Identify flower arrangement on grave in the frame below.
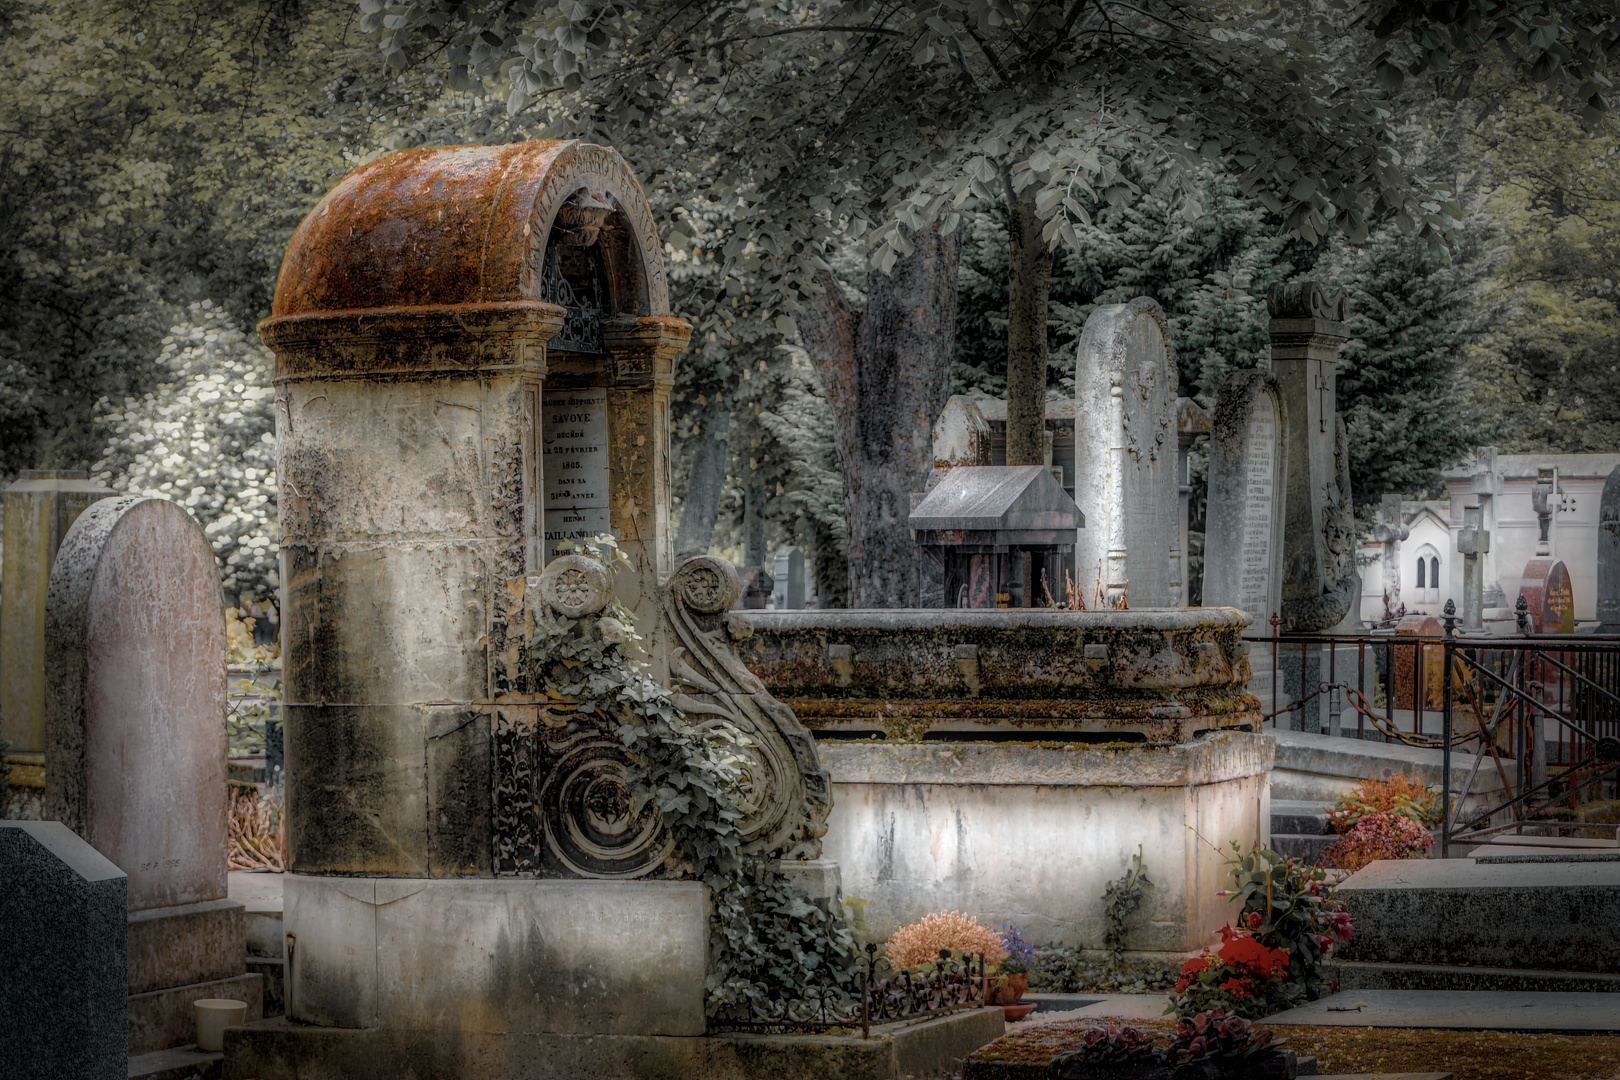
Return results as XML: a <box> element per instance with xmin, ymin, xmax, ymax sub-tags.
<box><xmin>1320</xmin><ymin>772</ymin><xmax>1440</xmax><ymax>871</ymax></box>
<box><xmin>527</xmin><ymin>536</ymin><xmax>863</xmax><ymax>1023</ymax></box>
<box><xmin>988</xmin><ymin>924</ymin><xmax>1037</xmax><ymax>1004</ymax></box>
<box><xmin>1046</xmin><ymin>1010</ymin><xmax>1288</xmax><ymax>1080</ymax></box>
<box><xmin>1170</xmin><ymin>843</ymin><xmax>1354</xmax><ymax>1018</ymax></box>
<box><xmin>884</xmin><ymin>909</ymin><xmax>1010</xmax><ymax>969</ymax></box>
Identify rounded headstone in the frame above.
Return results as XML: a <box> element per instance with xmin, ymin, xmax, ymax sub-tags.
<box><xmin>1519</xmin><ymin>558</ymin><xmax>1574</xmax><ymax>635</ymax></box>
<box><xmin>1598</xmin><ymin>464</ymin><xmax>1620</xmax><ymax>632</ymax></box>
<box><xmin>1392</xmin><ymin>614</ymin><xmax>1445</xmax><ymax>712</ymax></box>
<box><xmin>44</xmin><ymin>497</ymin><xmax>226</xmax><ymax>912</ymax></box>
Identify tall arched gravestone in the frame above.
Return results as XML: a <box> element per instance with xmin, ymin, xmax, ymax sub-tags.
<box><xmin>1074</xmin><ymin>298</ymin><xmax>1178</xmax><ymax>608</ymax></box>
<box><xmin>1204</xmin><ymin>371</ymin><xmax>1288</xmax><ymax>624</ymax></box>
<box><xmin>43</xmin><ymin>496</ymin><xmax>259</xmax><ymax>1054</ymax></box>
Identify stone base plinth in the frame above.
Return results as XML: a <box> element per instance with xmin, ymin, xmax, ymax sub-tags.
<box><xmin>223</xmin><ymin>1008</ymin><xmax>1005</xmax><ymax>1080</ymax></box>
<box><xmin>284</xmin><ymin>877</ymin><xmax>710</xmax><ymax>1035</ymax></box>
<box><xmin>819</xmin><ymin>732</ymin><xmax>1274</xmax><ymax>949</ymax></box>
<box><xmin>130</xmin><ymin>972</ymin><xmax>263</xmax><ymax>1055</ymax></box>
<box><xmin>130</xmin><ymin>898</ymin><xmax>247</xmax><ymax>994</ymax></box>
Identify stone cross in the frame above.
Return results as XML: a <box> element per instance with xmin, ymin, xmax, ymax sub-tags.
<box><xmin>1203</xmin><ymin>370</ymin><xmax>1288</xmax><ymax>625</ymax></box>
<box><xmin>1457</xmin><ymin>503</ymin><xmax>1491</xmax><ymax>631</ymax></box>
<box><xmin>1074</xmin><ymin>297</ymin><xmax>1178</xmax><ymax>608</ymax></box>
<box><xmin>1371</xmin><ymin>493</ymin><xmax>1409</xmax><ymax>620</ymax></box>
<box><xmin>44</xmin><ymin>496</ymin><xmax>260</xmax><ymax>1054</ymax></box>
<box><xmin>1467</xmin><ymin>446</ymin><xmax>1507</xmax><ymax>612</ymax></box>
<box><xmin>1599</xmin><ymin>463</ymin><xmax>1620</xmax><ymax>634</ymax></box>
<box><xmin>1267</xmin><ymin>282</ymin><xmax>1359</xmax><ymax>632</ymax></box>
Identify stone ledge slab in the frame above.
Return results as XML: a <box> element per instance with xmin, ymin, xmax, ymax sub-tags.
<box><xmin>130</xmin><ymin>972</ymin><xmax>263</xmax><ymax>1056</ymax></box>
<box><xmin>128</xmin><ymin>898</ymin><xmax>247</xmax><ymax>995</ymax></box>
<box><xmin>223</xmin><ymin>1008</ymin><xmax>1005</xmax><ymax>1080</ymax></box>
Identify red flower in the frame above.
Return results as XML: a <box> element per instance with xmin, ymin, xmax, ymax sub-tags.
<box><xmin>1219</xmin><ymin>976</ymin><xmax>1254</xmax><ymax>998</ymax></box>
<box><xmin>1217</xmin><ymin>934</ymin><xmax>1290</xmax><ymax>977</ymax></box>
<box><xmin>1245</xmin><ymin>911</ymin><xmax>1263</xmax><ymax>930</ymax></box>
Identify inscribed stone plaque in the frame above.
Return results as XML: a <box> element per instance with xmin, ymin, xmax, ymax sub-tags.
<box><xmin>44</xmin><ymin>496</ymin><xmax>228</xmax><ymax>913</ymax></box>
<box><xmin>1073</xmin><ymin>298</ymin><xmax>1178</xmax><ymax>608</ymax></box>
<box><xmin>542</xmin><ymin>387</ymin><xmax>611</xmax><ymax>562</ymax></box>
<box><xmin>1204</xmin><ymin>372</ymin><xmax>1287</xmax><ymax>623</ymax></box>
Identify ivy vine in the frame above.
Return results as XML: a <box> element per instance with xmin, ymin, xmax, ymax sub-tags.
<box><xmin>528</xmin><ymin>536</ymin><xmax>862</xmax><ymax>1021</ymax></box>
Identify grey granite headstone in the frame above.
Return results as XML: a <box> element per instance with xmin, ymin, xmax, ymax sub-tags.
<box><xmin>772</xmin><ymin>546</ymin><xmax>806</xmax><ymax>610</ymax></box>
<box><xmin>1599</xmin><ymin>463</ymin><xmax>1620</xmax><ymax>633</ymax></box>
<box><xmin>1074</xmin><ymin>297</ymin><xmax>1178</xmax><ymax>608</ymax></box>
<box><xmin>0</xmin><ymin>820</ymin><xmax>127</xmax><ymax>1079</ymax></box>
<box><xmin>1204</xmin><ymin>371</ymin><xmax>1288</xmax><ymax>624</ymax></box>
<box><xmin>44</xmin><ymin>496</ymin><xmax>257</xmax><ymax>1053</ymax></box>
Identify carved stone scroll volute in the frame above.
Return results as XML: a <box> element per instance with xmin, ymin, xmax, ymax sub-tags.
<box><xmin>663</xmin><ymin>556</ymin><xmax>832</xmax><ymax>860</ymax></box>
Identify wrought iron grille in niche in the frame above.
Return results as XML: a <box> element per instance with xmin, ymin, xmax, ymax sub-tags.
<box><xmin>542</xmin><ymin>242</ymin><xmax>606</xmax><ymax>354</ymax></box>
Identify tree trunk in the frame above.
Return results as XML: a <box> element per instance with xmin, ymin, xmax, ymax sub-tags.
<box><xmin>675</xmin><ymin>400</ymin><xmax>729</xmax><ymax>557</ymax></box>
<box><xmin>799</xmin><ymin>222</ymin><xmax>960</xmax><ymax>607</ymax></box>
<box><xmin>1004</xmin><ymin>184</ymin><xmax>1052</xmax><ymax>466</ymax></box>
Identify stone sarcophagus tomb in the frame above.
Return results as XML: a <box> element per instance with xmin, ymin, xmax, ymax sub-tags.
<box><xmin>255</xmin><ymin>142</ymin><xmax>830</xmax><ymax>1043</ymax></box>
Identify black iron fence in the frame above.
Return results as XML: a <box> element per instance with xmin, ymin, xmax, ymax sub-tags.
<box><xmin>1244</xmin><ymin>598</ymin><xmax>1620</xmax><ymax>857</ymax></box>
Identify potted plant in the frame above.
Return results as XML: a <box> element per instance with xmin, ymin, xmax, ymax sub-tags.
<box><xmin>989</xmin><ymin>924</ymin><xmax>1036</xmax><ymax>1019</ymax></box>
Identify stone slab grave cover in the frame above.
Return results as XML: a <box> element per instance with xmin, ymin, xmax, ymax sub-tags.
<box><xmin>246</xmin><ymin>140</ymin><xmax>835</xmax><ymax>1074</ymax></box>
<box><xmin>44</xmin><ymin>496</ymin><xmax>259</xmax><ymax>1054</ymax></box>
<box><xmin>1204</xmin><ymin>370</ymin><xmax>1288</xmax><ymax>624</ymax></box>
<box><xmin>1074</xmin><ymin>297</ymin><xmax>1178</xmax><ymax>609</ymax></box>
<box><xmin>0</xmin><ymin>820</ymin><xmax>128</xmax><ymax>1080</ymax></box>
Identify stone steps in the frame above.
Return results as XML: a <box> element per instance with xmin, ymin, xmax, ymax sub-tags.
<box><xmin>1270</xmin><ymin>797</ymin><xmax>1335</xmax><ymax>863</ymax></box>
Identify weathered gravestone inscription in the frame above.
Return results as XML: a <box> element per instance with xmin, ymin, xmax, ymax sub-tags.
<box><xmin>1204</xmin><ymin>371</ymin><xmax>1287</xmax><ymax>624</ymax></box>
<box><xmin>1599</xmin><ymin>464</ymin><xmax>1620</xmax><ymax>634</ymax></box>
<box><xmin>0</xmin><ymin>820</ymin><xmax>127</xmax><ymax>1080</ymax></box>
<box><xmin>44</xmin><ymin>496</ymin><xmax>260</xmax><ymax>1053</ymax></box>
<box><xmin>1074</xmin><ymin>297</ymin><xmax>1178</xmax><ymax>608</ymax></box>
<box><xmin>542</xmin><ymin>386</ymin><xmax>611</xmax><ymax>563</ymax></box>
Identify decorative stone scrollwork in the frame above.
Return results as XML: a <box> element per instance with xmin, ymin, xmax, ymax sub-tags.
<box><xmin>664</xmin><ymin>556</ymin><xmax>832</xmax><ymax>861</ymax></box>
<box><xmin>1266</xmin><ymin>281</ymin><xmax>1348</xmax><ymax>322</ymax></box>
<box><xmin>537</xmin><ymin>554</ymin><xmax>612</xmax><ymax>618</ymax></box>
<box><xmin>536</xmin><ymin>731</ymin><xmax>672</xmax><ymax>878</ymax></box>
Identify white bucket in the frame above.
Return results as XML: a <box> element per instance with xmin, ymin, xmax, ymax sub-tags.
<box><xmin>194</xmin><ymin>998</ymin><xmax>248</xmax><ymax>1052</ymax></box>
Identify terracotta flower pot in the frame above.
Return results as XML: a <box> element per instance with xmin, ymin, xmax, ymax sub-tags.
<box><xmin>989</xmin><ymin>972</ymin><xmax>1029</xmax><ymax>1005</ymax></box>
<box><xmin>1002</xmin><ymin>1001</ymin><xmax>1037</xmax><ymax>1021</ymax></box>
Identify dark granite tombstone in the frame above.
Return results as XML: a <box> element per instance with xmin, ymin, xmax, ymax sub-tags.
<box><xmin>1599</xmin><ymin>464</ymin><xmax>1620</xmax><ymax>634</ymax></box>
<box><xmin>0</xmin><ymin>820</ymin><xmax>127</xmax><ymax>1080</ymax></box>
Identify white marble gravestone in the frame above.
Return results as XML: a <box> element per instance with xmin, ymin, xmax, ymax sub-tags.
<box><xmin>1074</xmin><ymin>298</ymin><xmax>1179</xmax><ymax>608</ymax></box>
<box><xmin>44</xmin><ymin>496</ymin><xmax>260</xmax><ymax>1053</ymax></box>
<box><xmin>1205</xmin><ymin>371</ymin><xmax>1288</xmax><ymax>624</ymax></box>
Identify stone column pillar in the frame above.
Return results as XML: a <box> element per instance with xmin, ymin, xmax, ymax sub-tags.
<box><xmin>1470</xmin><ymin>446</ymin><xmax>1507</xmax><ymax>614</ymax></box>
<box><xmin>1</xmin><ymin>471</ymin><xmax>113</xmax><ymax>765</ymax></box>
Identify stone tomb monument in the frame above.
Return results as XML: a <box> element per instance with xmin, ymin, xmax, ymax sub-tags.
<box><xmin>246</xmin><ymin>141</ymin><xmax>838</xmax><ymax>1071</ymax></box>
<box><xmin>44</xmin><ymin>496</ymin><xmax>260</xmax><ymax>1053</ymax></box>
<box><xmin>1598</xmin><ymin>463</ymin><xmax>1620</xmax><ymax>634</ymax></box>
<box><xmin>1074</xmin><ymin>298</ymin><xmax>1179</xmax><ymax>609</ymax></box>
<box><xmin>1</xmin><ymin>820</ymin><xmax>128</xmax><ymax>1080</ymax></box>
<box><xmin>0</xmin><ymin>469</ymin><xmax>113</xmax><ymax>813</ymax></box>
<box><xmin>1204</xmin><ymin>371</ymin><xmax>1288</xmax><ymax>623</ymax></box>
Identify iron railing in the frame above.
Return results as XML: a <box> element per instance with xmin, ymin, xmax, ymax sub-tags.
<box><xmin>1244</xmin><ymin>597</ymin><xmax>1620</xmax><ymax>857</ymax></box>
<box><xmin>709</xmin><ymin>946</ymin><xmax>987</xmax><ymax>1037</ymax></box>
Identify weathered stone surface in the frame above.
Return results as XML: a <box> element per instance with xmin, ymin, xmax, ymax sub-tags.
<box><xmin>1268</xmin><ymin>728</ymin><xmax>1504</xmax><ymax>812</ymax></box>
<box><xmin>128</xmin><ymin>898</ymin><xmax>247</xmax><ymax>995</ymax></box>
<box><xmin>1267</xmin><ymin>282</ymin><xmax>1358</xmax><ymax>632</ymax></box>
<box><xmin>223</xmin><ymin>1007</ymin><xmax>1006</xmax><ymax>1080</ymax></box>
<box><xmin>129</xmin><ymin>972</ymin><xmax>263</xmax><ymax>1056</ymax></box>
<box><xmin>1335</xmin><ymin>857</ymin><xmax>1620</xmax><ymax>973</ymax></box>
<box><xmin>820</xmin><ymin>732</ymin><xmax>1272</xmax><ymax>947</ymax></box>
<box><xmin>0</xmin><ymin>820</ymin><xmax>127</xmax><ymax>1079</ymax></box>
<box><xmin>1330</xmin><ymin>958</ymin><xmax>1620</xmax><ymax>993</ymax></box>
<box><xmin>1390</xmin><ymin>614</ymin><xmax>1445</xmax><ymax>711</ymax></box>
<box><xmin>44</xmin><ymin>496</ymin><xmax>228</xmax><ymax>912</ymax></box>
<box><xmin>0</xmin><ymin>471</ymin><xmax>114</xmax><ymax>755</ymax></box>
<box><xmin>1073</xmin><ymin>298</ymin><xmax>1178</xmax><ymax>608</ymax></box>
<box><xmin>736</xmin><ymin>608</ymin><xmax>1259</xmax><ymax>741</ymax></box>
<box><xmin>1204</xmin><ymin>371</ymin><xmax>1288</xmax><ymax>625</ymax></box>
<box><xmin>1268</xmin><ymin>988</ymin><xmax>1620</xmax><ymax>1033</ymax></box>
<box><xmin>282</xmin><ymin>877</ymin><xmax>710</xmax><ymax>1035</ymax></box>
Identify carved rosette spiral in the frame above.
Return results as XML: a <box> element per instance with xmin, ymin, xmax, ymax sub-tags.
<box><xmin>663</xmin><ymin>556</ymin><xmax>833</xmax><ymax>861</ymax></box>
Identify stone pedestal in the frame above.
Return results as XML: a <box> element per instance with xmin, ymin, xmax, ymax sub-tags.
<box><xmin>44</xmin><ymin>496</ymin><xmax>260</xmax><ymax>1053</ymax></box>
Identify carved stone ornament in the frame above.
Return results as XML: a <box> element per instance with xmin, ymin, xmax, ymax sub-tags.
<box><xmin>1266</xmin><ymin>281</ymin><xmax>1348</xmax><ymax>322</ymax></box>
<box><xmin>663</xmin><ymin>556</ymin><xmax>832</xmax><ymax>861</ymax></box>
<box><xmin>537</xmin><ymin>554</ymin><xmax>612</xmax><ymax>618</ymax></box>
